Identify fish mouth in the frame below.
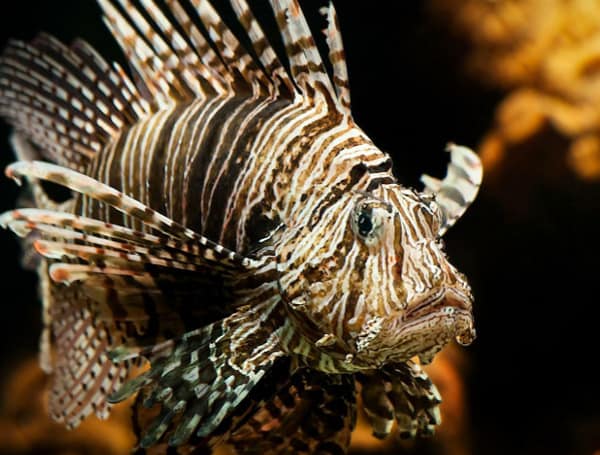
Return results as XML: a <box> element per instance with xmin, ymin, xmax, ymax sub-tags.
<box><xmin>354</xmin><ymin>287</ymin><xmax>476</xmax><ymax>367</ymax></box>
<box><xmin>403</xmin><ymin>287</ymin><xmax>476</xmax><ymax>346</ymax></box>
<box><xmin>405</xmin><ymin>288</ymin><xmax>472</xmax><ymax>318</ymax></box>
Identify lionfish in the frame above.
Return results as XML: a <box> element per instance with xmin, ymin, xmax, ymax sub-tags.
<box><xmin>0</xmin><ymin>0</ymin><xmax>482</xmax><ymax>453</ymax></box>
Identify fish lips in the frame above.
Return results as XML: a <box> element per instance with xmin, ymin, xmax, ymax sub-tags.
<box><xmin>402</xmin><ymin>287</ymin><xmax>476</xmax><ymax>347</ymax></box>
<box><xmin>355</xmin><ymin>287</ymin><xmax>476</xmax><ymax>367</ymax></box>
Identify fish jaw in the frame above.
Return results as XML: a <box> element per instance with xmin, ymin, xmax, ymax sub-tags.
<box><xmin>353</xmin><ymin>287</ymin><xmax>476</xmax><ymax>367</ymax></box>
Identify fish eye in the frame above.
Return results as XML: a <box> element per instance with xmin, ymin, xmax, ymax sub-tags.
<box><xmin>357</xmin><ymin>212</ymin><xmax>374</xmax><ymax>237</ymax></box>
<box><xmin>352</xmin><ymin>198</ymin><xmax>391</xmax><ymax>244</ymax></box>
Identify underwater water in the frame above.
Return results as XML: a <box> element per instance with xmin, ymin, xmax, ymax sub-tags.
<box><xmin>0</xmin><ymin>1</ymin><xmax>598</xmax><ymax>454</ymax></box>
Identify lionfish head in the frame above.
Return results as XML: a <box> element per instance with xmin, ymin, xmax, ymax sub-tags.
<box><xmin>277</xmin><ymin>145</ymin><xmax>482</xmax><ymax>369</ymax></box>
<box><xmin>349</xmin><ymin>185</ymin><xmax>476</xmax><ymax>366</ymax></box>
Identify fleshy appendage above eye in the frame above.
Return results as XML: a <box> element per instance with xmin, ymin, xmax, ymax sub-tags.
<box><xmin>417</xmin><ymin>196</ymin><xmax>445</xmax><ymax>239</ymax></box>
<box><xmin>352</xmin><ymin>198</ymin><xmax>393</xmax><ymax>246</ymax></box>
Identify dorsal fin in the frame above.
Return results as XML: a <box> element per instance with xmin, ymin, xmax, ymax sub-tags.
<box><xmin>230</xmin><ymin>0</ymin><xmax>297</xmax><ymax>97</ymax></box>
<box><xmin>113</xmin><ymin>0</ymin><xmax>202</xmax><ymax>100</ymax></box>
<box><xmin>98</xmin><ymin>0</ymin><xmax>274</xmax><ymax>99</ymax></box>
<box><xmin>191</xmin><ymin>0</ymin><xmax>271</xmax><ymax>95</ymax></box>
<box><xmin>0</xmin><ymin>33</ymin><xmax>148</xmax><ymax>171</ymax></box>
<box><xmin>270</xmin><ymin>0</ymin><xmax>337</xmax><ymax>103</ymax></box>
<box><xmin>1</xmin><ymin>1</ymin><xmax>356</xmax><ymax>164</ymax></box>
<box><xmin>98</xmin><ymin>0</ymin><xmax>180</xmax><ymax>109</ymax></box>
<box><xmin>164</xmin><ymin>0</ymin><xmax>233</xmax><ymax>88</ymax></box>
<box><xmin>135</xmin><ymin>0</ymin><xmax>227</xmax><ymax>97</ymax></box>
<box><xmin>70</xmin><ymin>38</ymin><xmax>151</xmax><ymax>120</ymax></box>
<box><xmin>107</xmin><ymin>0</ymin><xmax>355</xmax><ymax>107</ymax></box>
<box><xmin>94</xmin><ymin>0</ymin><xmax>355</xmax><ymax>108</ymax></box>
<box><xmin>321</xmin><ymin>2</ymin><xmax>351</xmax><ymax>117</ymax></box>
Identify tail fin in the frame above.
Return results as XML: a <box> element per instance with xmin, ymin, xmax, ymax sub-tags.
<box><xmin>0</xmin><ymin>33</ymin><xmax>148</xmax><ymax>171</ymax></box>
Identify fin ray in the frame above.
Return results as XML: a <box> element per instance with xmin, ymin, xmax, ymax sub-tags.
<box><xmin>191</xmin><ymin>0</ymin><xmax>266</xmax><ymax>92</ymax></box>
<box><xmin>270</xmin><ymin>0</ymin><xmax>336</xmax><ymax>101</ymax></box>
<box><xmin>111</xmin><ymin>302</ymin><xmax>286</xmax><ymax>448</ymax></box>
<box><xmin>42</xmin><ymin>273</ymin><xmax>137</xmax><ymax>428</ymax></box>
<box><xmin>322</xmin><ymin>2</ymin><xmax>351</xmax><ymax>115</ymax></box>
<box><xmin>5</xmin><ymin>160</ymin><xmax>256</xmax><ymax>269</ymax></box>
<box><xmin>229</xmin><ymin>369</ymin><xmax>356</xmax><ymax>454</ymax></box>
<box><xmin>230</xmin><ymin>0</ymin><xmax>297</xmax><ymax>97</ymax></box>
<box><xmin>421</xmin><ymin>144</ymin><xmax>483</xmax><ymax>235</ymax></box>
<box><xmin>0</xmin><ymin>33</ymin><xmax>146</xmax><ymax>170</ymax></box>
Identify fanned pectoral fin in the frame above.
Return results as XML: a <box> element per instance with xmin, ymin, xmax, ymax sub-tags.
<box><xmin>0</xmin><ymin>160</ymin><xmax>266</xmax><ymax>430</ymax></box>
<box><xmin>4</xmin><ymin>160</ymin><xmax>257</xmax><ymax>270</ymax></box>
<box><xmin>421</xmin><ymin>143</ymin><xmax>483</xmax><ymax>235</ymax></box>
<box><xmin>1</xmin><ymin>161</ymin><xmax>261</xmax><ymax>324</ymax></box>
<box><xmin>108</xmin><ymin>302</ymin><xmax>286</xmax><ymax>449</ymax></box>
<box><xmin>40</xmin><ymin>268</ymin><xmax>139</xmax><ymax>428</ymax></box>
<box><xmin>358</xmin><ymin>361</ymin><xmax>442</xmax><ymax>440</ymax></box>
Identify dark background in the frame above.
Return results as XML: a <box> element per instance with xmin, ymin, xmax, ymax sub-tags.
<box><xmin>0</xmin><ymin>2</ymin><xmax>599</xmax><ymax>454</ymax></box>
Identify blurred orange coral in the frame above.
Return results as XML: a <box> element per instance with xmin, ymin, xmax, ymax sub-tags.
<box><xmin>0</xmin><ymin>358</ymin><xmax>236</xmax><ymax>455</ymax></box>
<box><xmin>429</xmin><ymin>0</ymin><xmax>600</xmax><ymax>90</ymax></box>
<box><xmin>430</xmin><ymin>0</ymin><xmax>600</xmax><ymax>182</ymax></box>
<box><xmin>0</xmin><ymin>358</ymin><xmax>134</xmax><ymax>455</ymax></box>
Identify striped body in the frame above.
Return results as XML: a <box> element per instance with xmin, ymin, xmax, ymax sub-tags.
<box><xmin>0</xmin><ymin>1</ymin><xmax>483</xmax><ymax>452</ymax></box>
<box><xmin>83</xmin><ymin>95</ymin><xmax>388</xmax><ymax>253</ymax></box>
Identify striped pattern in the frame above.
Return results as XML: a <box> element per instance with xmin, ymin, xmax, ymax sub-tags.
<box><xmin>358</xmin><ymin>361</ymin><xmax>442</xmax><ymax>440</ymax></box>
<box><xmin>0</xmin><ymin>33</ymin><xmax>147</xmax><ymax>171</ymax></box>
<box><xmin>0</xmin><ymin>1</ymin><xmax>482</xmax><ymax>452</ymax></box>
<box><xmin>421</xmin><ymin>143</ymin><xmax>484</xmax><ymax>235</ymax></box>
<box><xmin>229</xmin><ymin>368</ymin><xmax>356</xmax><ymax>454</ymax></box>
<box><xmin>46</xmin><ymin>282</ymin><xmax>134</xmax><ymax>428</ymax></box>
